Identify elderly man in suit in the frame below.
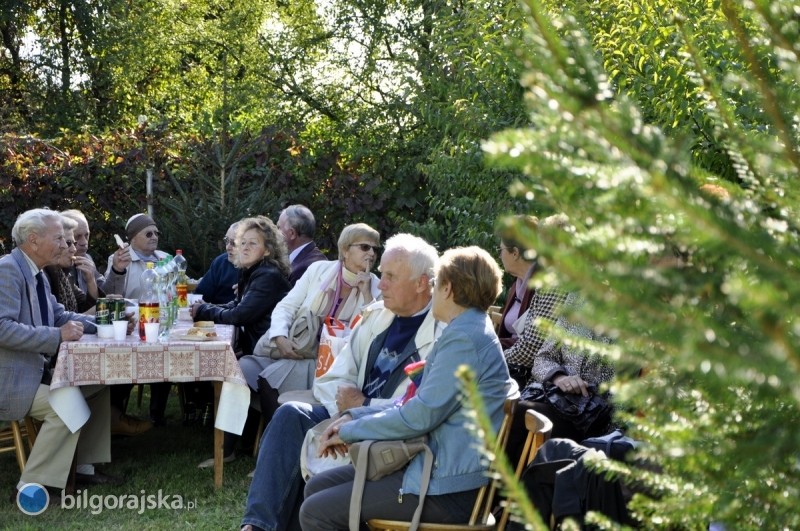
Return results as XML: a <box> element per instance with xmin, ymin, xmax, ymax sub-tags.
<box><xmin>277</xmin><ymin>205</ymin><xmax>327</xmax><ymax>285</ymax></box>
<box><xmin>0</xmin><ymin>208</ymin><xmax>118</xmax><ymax>496</ymax></box>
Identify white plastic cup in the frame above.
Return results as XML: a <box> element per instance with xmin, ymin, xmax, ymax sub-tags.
<box><xmin>178</xmin><ymin>307</ymin><xmax>191</xmax><ymax>322</ymax></box>
<box><xmin>96</xmin><ymin>324</ymin><xmax>114</xmax><ymax>339</ymax></box>
<box><xmin>144</xmin><ymin>322</ymin><xmax>160</xmax><ymax>343</ymax></box>
<box><xmin>187</xmin><ymin>294</ymin><xmax>204</xmax><ymax>305</ymax></box>
<box><xmin>112</xmin><ymin>320</ymin><xmax>128</xmax><ymax>341</ymax></box>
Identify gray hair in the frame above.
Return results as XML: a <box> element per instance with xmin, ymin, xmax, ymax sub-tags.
<box><xmin>12</xmin><ymin>208</ymin><xmax>62</xmax><ymax>246</ymax></box>
<box><xmin>382</xmin><ymin>234</ymin><xmax>439</xmax><ymax>280</ymax></box>
<box><xmin>60</xmin><ymin>209</ymin><xmax>89</xmax><ymax>227</ymax></box>
<box><xmin>280</xmin><ymin>205</ymin><xmax>316</xmax><ymax>238</ymax></box>
<box><xmin>61</xmin><ymin>216</ymin><xmax>78</xmax><ymax>232</ymax></box>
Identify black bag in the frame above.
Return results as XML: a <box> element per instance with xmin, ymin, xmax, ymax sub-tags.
<box><xmin>520</xmin><ymin>381</ymin><xmax>612</xmax><ymax>436</ymax></box>
<box><xmin>581</xmin><ymin>430</ymin><xmax>638</xmax><ymax>461</ymax></box>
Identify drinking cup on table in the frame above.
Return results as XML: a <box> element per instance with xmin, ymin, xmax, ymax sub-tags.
<box><xmin>178</xmin><ymin>307</ymin><xmax>191</xmax><ymax>322</ymax></box>
<box><xmin>96</xmin><ymin>324</ymin><xmax>114</xmax><ymax>339</ymax></box>
<box><xmin>112</xmin><ymin>320</ymin><xmax>128</xmax><ymax>341</ymax></box>
<box><xmin>144</xmin><ymin>322</ymin><xmax>160</xmax><ymax>343</ymax></box>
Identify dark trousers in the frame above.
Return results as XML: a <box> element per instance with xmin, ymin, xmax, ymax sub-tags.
<box><xmin>300</xmin><ymin>466</ymin><xmax>478</xmax><ymax>531</ymax></box>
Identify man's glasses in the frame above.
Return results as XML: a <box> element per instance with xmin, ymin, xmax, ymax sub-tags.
<box><xmin>144</xmin><ymin>230</ymin><xmax>160</xmax><ymax>238</ymax></box>
<box><xmin>65</xmin><ymin>241</ymin><xmax>77</xmax><ymax>248</ymax></box>
<box><xmin>223</xmin><ymin>237</ymin><xmax>236</xmax><ymax>247</ymax></box>
<box><xmin>350</xmin><ymin>243</ymin><xmax>381</xmax><ymax>253</ymax></box>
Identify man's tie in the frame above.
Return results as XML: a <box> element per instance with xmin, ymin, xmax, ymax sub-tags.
<box><xmin>35</xmin><ymin>271</ymin><xmax>50</xmax><ymax>326</ymax></box>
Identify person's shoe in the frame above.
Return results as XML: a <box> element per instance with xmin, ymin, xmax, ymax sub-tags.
<box><xmin>11</xmin><ymin>485</ymin><xmax>63</xmax><ymax>507</ymax></box>
<box><xmin>197</xmin><ymin>452</ymin><xmax>235</xmax><ymax>469</ymax></box>
<box><xmin>75</xmin><ymin>470</ymin><xmax>125</xmax><ymax>487</ymax></box>
<box><xmin>111</xmin><ymin>414</ymin><xmax>153</xmax><ymax>436</ymax></box>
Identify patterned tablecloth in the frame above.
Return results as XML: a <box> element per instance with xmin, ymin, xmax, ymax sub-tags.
<box><xmin>51</xmin><ymin>324</ymin><xmax>246</xmax><ymax>388</ymax></box>
<box><xmin>49</xmin><ymin>322</ymin><xmax>249</xmax><ymax>488</ymax></box>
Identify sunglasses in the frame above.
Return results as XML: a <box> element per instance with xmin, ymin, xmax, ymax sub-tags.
<box><xmin>350</xmin><ymin>243</ymin><xmax>381</xmax><ymax>253</ymax></box>
<box><xmin>144</xmin><ymin>230</ymin><xmax>160</xmax><ymax>238</ymax></box>
<box><xmin>223</xmin><ymin>237</ymin><xmax>236</xmax><ymax>247</ymax></box>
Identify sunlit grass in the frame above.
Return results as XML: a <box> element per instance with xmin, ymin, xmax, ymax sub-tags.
<box><xmin>1</xmin><ymin>388</ymin><xmax>253</xmax><ymax>530</ymax></box>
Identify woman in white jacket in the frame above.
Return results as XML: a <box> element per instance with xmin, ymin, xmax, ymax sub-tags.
<box><xmin>241</xmin><ymin>224</ymin><xmax>382</xmax><ymax>410</ymax></box>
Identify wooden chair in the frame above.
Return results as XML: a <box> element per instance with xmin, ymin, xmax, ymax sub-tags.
<box><xmin>367</xmin><ymin>398</ymin><xmax>518</xmax><ymax>531</ymax></box>
<box><xmin>0</xmin><ymin>417</ymin><xmax>40</xmax><ymax>473</ymax></box>
<box><xmin>497</xmin><ymin>409</ymin><xmax>553</xmax><ymax>531</ymax></box>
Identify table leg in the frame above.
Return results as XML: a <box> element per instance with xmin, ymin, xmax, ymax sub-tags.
<box><xmin>213</xmin><ymin>381</ymin><xmax>223</xmax><ymax>488</ymax></box>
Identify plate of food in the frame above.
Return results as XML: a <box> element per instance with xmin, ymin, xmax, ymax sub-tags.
<box><xmin>174</xmin><ymin>327</ymin><xmax>219</xmax><ymax>341</ymax></box>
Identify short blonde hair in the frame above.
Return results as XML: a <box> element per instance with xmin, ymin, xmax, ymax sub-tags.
<box><xmin>437</xmin><ymin>246</ymin><xmax>502</xmax><ymax>312</ymax></box>
<box><xmin>337</xmin><ymin>223</ymin><xmax>380</xmax><ymax>259</ymax></box>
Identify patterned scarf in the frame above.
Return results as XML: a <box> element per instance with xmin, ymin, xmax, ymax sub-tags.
<box><xmin>56</xmin><ymin>268</ymin><xmax>78</xmax><ymax>312</ymax></box>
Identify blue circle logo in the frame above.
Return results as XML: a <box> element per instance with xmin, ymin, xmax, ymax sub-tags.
<box><xmin>16</xmin><ymin>483</ymin><xmax>49</xmax><ymax>515</ymax></box>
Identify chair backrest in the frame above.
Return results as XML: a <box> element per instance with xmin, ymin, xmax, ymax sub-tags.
<box><xmin>469</xmin><ymin>397</ymin><xmax>518</xmax><ymax>525</ymax></box>
<box><xmin>498</xmin><ymin>408</ymin><xmax>554</xmax><ymax>530</ymax></box>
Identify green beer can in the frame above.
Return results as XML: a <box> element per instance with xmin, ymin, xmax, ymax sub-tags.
<box><xmin>95</xmin><ymin>298</ymin><xmax>110</xmax><ymax>325</ymax></box>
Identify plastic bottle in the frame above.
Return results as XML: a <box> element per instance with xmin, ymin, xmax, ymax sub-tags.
<box><xmin>155</xmin><ymin>259</ymin><xmax>171</xmax><ymax>335</ymax></box>
<box><xmin>138</xmin><ymin>262</ymin><xmax>160</xmax><ymax>340</ymax></box>
<box><xmin>174</xmin><ymin>250</ymin><xmax>189</xmax><ymax>308</ymax></box>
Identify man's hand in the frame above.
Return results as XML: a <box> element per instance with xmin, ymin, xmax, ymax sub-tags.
<box><xmin>60</xmin><ymin>320</ymin><xmax>85</xmax><ymax>341</ymax></box>
<box><xmin>336</xmin><ymin>384</ymin><xmax>366</xmax><ymax>412</ymax></box>
<box><xmin>111</xmin><ymin>243</ymin><xmax>131</xmax><ymax>272</ymax></box>
<box><xmin>124</xmin><ymin>311</ymin><xmax>137</xmax><ymax>335</ymax></box>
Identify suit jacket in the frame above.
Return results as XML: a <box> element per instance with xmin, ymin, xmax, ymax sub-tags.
<box><xmin>0</xmin><ymin>248</ymin><xmax>97</xmax><ymax>421</ymax></box>
<box><xmin>289</xmin><ymin>242</ymin><xmax>327</xmax><ymax>285</ymax></box>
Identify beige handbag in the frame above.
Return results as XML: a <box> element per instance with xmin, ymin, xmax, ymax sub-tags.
<box><xmin>348</xmin><ymin>437</ymin><xmax>433</xmax><ymax>531</ymax></box>
<box><xmin>254</xmin><ymin>309</ymin><xmax>321</xmax><ymax>359</ymax></box>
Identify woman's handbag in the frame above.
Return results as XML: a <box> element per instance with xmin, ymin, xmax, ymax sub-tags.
<box><xmin>349</xmin><ymin>437</ymin><xmax>433</xmax><ymax>531</ymax></box>
<box><xmin>254</xmin><ymin>308</ymin><xmax>321</xmax><ymax>359</ymax></box>
<box><xmin>521</xmin><ymin>381</ymin><xmax>613</xmax><ymax>436</ymax></box>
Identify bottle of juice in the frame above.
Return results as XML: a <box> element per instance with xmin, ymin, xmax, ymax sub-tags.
<box><xmin>174</xmin><ymin>249</ymin><xmax>189</xmax><ymax>308</ymax></box>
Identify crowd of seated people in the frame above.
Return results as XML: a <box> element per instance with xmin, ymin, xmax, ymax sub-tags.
<box><xmin>1</xmin><ymin>203</ymin><xmax>627</xmax><ymax>528</ymax></box>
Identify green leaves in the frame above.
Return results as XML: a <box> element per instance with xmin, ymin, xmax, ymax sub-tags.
<box><xmin>486</xmin><ymin>0</ymin><xmax>800</xmax><ymax>526</ymax></box>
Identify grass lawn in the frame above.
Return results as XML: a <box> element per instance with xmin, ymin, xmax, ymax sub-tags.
<box><xmin>1</xmin><ymin>387</ymin><xmax>255</xmax><ymax>530</ymax></box>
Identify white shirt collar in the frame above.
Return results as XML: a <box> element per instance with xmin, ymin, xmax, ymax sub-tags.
<box><xmin>289</xmin><ymin>242</ymin><xmax>312</xmax><ymax>264</ymax></box>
